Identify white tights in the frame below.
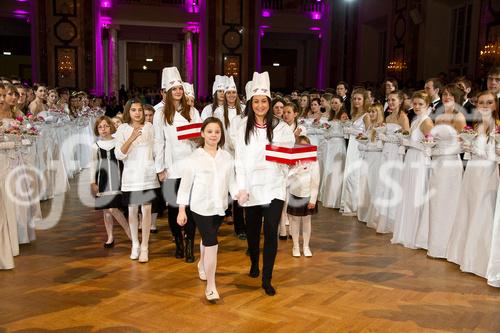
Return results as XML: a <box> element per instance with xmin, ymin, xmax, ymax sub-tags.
<box><xmin>129</xmin><ymin>204</ymin><xmax>152</xmax><ymax>250</ymax></box>
<box><xmin>103</xmin><ymin>208</ymin><xmax>131</xmax><ymax>243</ymax></box>
<box><xmin>199</xmin><ymin>242</ymin><xmax>218</xmax><ymax>293</ymax></box>
<box><xmin>288</xmin><ymin>215</ymin><xmax>311</xmax><ymax>249</ymax></box>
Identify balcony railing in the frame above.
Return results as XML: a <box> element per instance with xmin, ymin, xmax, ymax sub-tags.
<box><xmin>261</xmin><ymin>0</ymin><xmax>324</xmax><ymax>12</ymax></box>
<box><xmin>118</xmin><ymin>0</ymin><xmax>186</xmax><ymax>6</ymax></box>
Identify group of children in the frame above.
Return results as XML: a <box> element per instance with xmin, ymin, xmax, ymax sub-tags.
<box><xmin>89</xmin><ymin>68</ymin><xmax>320</xmax><ymax>302</ymax></box>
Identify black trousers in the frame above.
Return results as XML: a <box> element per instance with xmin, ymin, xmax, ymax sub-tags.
<box><xmin>162</xmin><ymin>178</ymin><xmax>196</xmax><ymax>240</ymax></box>
<box><xmin>245</xmin><ymin>199</ymin><xmax>284</xmax><ymax>280</ymax></box>
<box><xmin>191</xmin><ymin>212</ymin><xmax>223</xmax><ymax>247</ymax></box>
<box><xmin>232</xmin><ymin>200</ymin><xmax>246</xmax><ymax>235</ymax></box>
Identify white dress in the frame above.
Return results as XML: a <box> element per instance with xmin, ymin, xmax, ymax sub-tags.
<box><xmin>319</xmin><ymin>120</ymin><xmax>346</xmax><ymax>208</ymax></box>
<box><xmin>392</xmin><ymin>115</ymin><xmax>431</xmax><ymax>249</ymax></box>
<box><xmin>358</xmin><ymin>133</ymin><xmax>383</xmax><ymax>225</ymax></box>
<box><xmin>340</xmin><ymin>114</ymin><xmax>367</xmax><ymax>215</ymax></box>
<box><xmin>487</xmin><ymin>162</ymin><xmax>500</xmax><ymax>287</ymax></box>
<box><xmin>427</xmin><ymin>124</ymin><xmax>462</xmax><ymax>258</ymax></box>
<box><xmin>446</xmin><ymin>134</ymin><xmax>498</xmax><ymax>278</ymax></box>
<box><xmin>371</xmin><ymin>123</ymin><xmax>403</xmax><ymax>233</ymax></box>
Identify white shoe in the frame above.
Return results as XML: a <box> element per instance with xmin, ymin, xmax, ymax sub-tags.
<box><xmin>303</xmin><ymin>247</ymin><xmax>312</xmax><ymax>257</ymax></box>
<box><xmin>197</xmin><ymin>261</ymin><xmax>207</xmax><ymax>281</ymax></box>
<box><xmin>138</xmin><ymin>248</ymin><xmax>149</xmax><ymax>263</ymax></box>
<box><xmin>205</xmin><ymin>289</ymin><xmax>220</xmax><ymax>302</ymax></box>
<box><xmin>292</xmin><ymin>247</ymin><xmax>301</xmax><ymax>257</ymax></box>
<box><xmin>130</xmin><ymin>246</ymin><xmax>140</xmax><ymax>260</ymax></box>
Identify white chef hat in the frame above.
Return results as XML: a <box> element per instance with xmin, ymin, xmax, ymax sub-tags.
<box><xmin>245</xmin><ymin>80</ymin><xmax>253</xmax><ymax>102</ymax></box>
<box><xmin>182</xmin><ymin>82</ymin><xmax>195</xmax><ymax>98</ymax></box>
<box><xmin>212</xmin><ymin>75</ymin><xmax>226</xmax><ymax>95</ymax></box>
<box><xmin>225</xmin><ymin>76</ymin><xmax>237</xmax><ymax>92</ymax></box>
<box><xmin>248</xmin><ymin>71</ymin><xmax>271</xmax><ymax>99</ymax></box>
<box><xmin>161</xmin><ymin>67</ymin><xmax>183</xmax><ymax>91</ymax></box>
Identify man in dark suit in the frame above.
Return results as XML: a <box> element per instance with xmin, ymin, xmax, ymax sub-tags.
<box><xmin>424</xmin><ymin>77</ymin><xmax>443</xmax><ymax>120</ymax></box>
<box><xmin>336</xmin><ymin>81</ymin><xmax>350</xmax><ymax>116</ymax></box>
<box><xmin>455</xmin><ymin>76</ymin><xmax>475</xmax><ymax>126</ymax></box>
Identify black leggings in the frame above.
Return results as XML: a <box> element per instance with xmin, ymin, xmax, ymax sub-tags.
<box><xmin>245</xmin><ymin>199</ymin><xmax>284</xmax><ymax>280</ymax></box>
<box><xmin>162</xmin><ymin>178</ymin><xmax>196</xmax><ymax>240</ymax></box>
<box><xmin>191</xmin><ymin>212</ymin><xmax>223</xmax><ymax>247</ymax></box>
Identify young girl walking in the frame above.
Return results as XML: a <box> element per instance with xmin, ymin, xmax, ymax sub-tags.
<box><xmin>90</xmin><ymin>116</ymin><xmax>131</xmax><ymax>248</ymax></box>
<box><xmin>177</xmin><ymin>117</ymin><xmax>237</xmax><ymax>302</ymax></box>
<box><xmin>287</xmin><ymin>135</ymin><xmax>320</xmax><ymax>257</ymax></box>
<box><xmin>115</xmin><ymin>99</ymin><xmax>160</xmax><ymax>263</ymax></box>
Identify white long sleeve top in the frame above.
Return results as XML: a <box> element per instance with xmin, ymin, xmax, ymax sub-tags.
<box><xmin>153</xmin><ymin>106</ymin><xmax>202</xmax><ymax>179</ymax></box>
<box><xmin>114</xmin><ymin>122</ymin><xmax>160</xmax><ymax>191</ymax></box>
<box><xmin>177</xmin><ymin>148</ymin><xmax>238</xmax><ymax>216</ymax></box>
<box><xmin>287</xmin><ymin>161</ymin><xmax>320</xmax><ymax>203</ymax></box>
<box><xmin>201</xmin><ymin>104</ymin><xmax>219</xmax><ymax>121</ymax></box>
<box><xmin>234</xmin><ymin>117</ymin><xmax>295</xmax><ymax>207</ymax></box>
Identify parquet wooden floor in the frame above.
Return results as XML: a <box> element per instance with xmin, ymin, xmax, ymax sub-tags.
<box><xmin>1</xmin><ymin>174</ymin><xmax>500</xmax><ymax>333</ymax></box>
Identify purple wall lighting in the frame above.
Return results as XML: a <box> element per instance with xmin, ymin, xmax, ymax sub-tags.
<box><xmin>100</xmin><ymin>16</ymin><xmax>112</xmax><ymax>28</ymax></box>
<box><xmin>262</xmin><ymin>10</ymin><xmax>271</xmax><ymax>18</ymax></box>
<box><xmin>13</xmin><ymin>9</ymin><xmax>29</xmax><ymax>15</ymax></box>
<box><xmin>185</xmin><ymin>21</ymin><xmax>200</xmax><ymax>33</ymax></box>
<box><xmin>16</xmin><ymin>0</ymin><xmax>29</xmax><ymax>2</ymax></box>
<box><xmin>100</xmin><ymin>0</ymin><xmax>112</xmax><ymax>8</ymax></box>
<box><xmin>186</xmin><ymin>0</ymin><xmax>200</xmax><ymax>13</ymax></box>
<box><xmin>311</xmin><ymin>11</ymin><xmax>321</xmax><ymax>20</ymax></box>
<box><xmin>309</xmin><ymin>27</ymin><xmax>321</xmax><ymax>31</ymax></box>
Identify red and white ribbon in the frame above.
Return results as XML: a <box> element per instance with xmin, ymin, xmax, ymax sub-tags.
<box><xmin>176</xmin><ymin>123</ymin><xmax>202</xmax><ymax>140</ymax></box>
<box><xmin>265</xmin><ymin>144</ymin><xmax>317</xmax><ymax>164</ymax></box>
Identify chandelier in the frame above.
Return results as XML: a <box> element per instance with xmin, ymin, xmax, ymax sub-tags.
<box><xmin>387</xmin><ymin>59</ymin><xmax>407</xmax><ymax>73</ymax></box>
<box><xmin>479</xmin><ymin>39</ymin><xmax>500</xmax><ymax>66</ymax></box>
<box><xmin>58</xmin><ymin>55</ymin><xmax>74</xmax><ymax>76</ymax></box>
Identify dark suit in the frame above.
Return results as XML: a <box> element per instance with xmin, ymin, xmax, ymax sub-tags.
<box><xmin>462</xmin><ymin>99</ymin><xmax>475</xmax><ymax>126</ymax></box>
<box><xmin>342</xmin><ymin>96</ymin><xmax>351</xmax><ymax>118</ymax></box>
<box><xmin>429</xmin><ymin>99</ymin><xmax>443</xmax><ymax>121</ymax></box>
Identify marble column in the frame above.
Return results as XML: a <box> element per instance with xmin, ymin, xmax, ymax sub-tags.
<box><xmin>108</xmin><ymin>27</ymin><xmax>119</xmax><ymax>97</ymax></box>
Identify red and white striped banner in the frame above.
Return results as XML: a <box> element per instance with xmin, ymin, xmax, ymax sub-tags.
<box><xmin>265</xmin><ymin>144</ymin><xmax>317</xmax><ymax>164</ymax></box>
<box><xmin>176</xmin><ymin>123</ymin><xmax>202</xmax><ymax>140</ymax></box>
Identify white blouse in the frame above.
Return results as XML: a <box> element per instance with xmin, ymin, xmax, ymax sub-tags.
<box><xmin>288</xmin><ymin>161</ymin><xmax>320</xmax><ymax>203</ymax></box>
<box><xmin>114</xmin><ymin>122</ymin><xmax>160</xmax><ymax>192</ymax></box>
<box><xmin>153</xmin><ymin>107</ymin><xmax>202</xmax><ymax>179</ymax></box>
<box><xmin>234</xmin><ymin>118</ymin><xmax>295</xmax><ymax>206</ymax></box>
<box><xmin>177</xmin><ymin>148</ymin><xmax>238</xmax><ymax>216</ymax></box>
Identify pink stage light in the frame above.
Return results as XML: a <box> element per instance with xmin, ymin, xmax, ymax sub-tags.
<box><xmin>311</xmin><ymin>11</ymin><xmax>321</xmax><ymax>20</ymax></box>
<box><xmin>309</xmin><ymin>27</ymin><xmax>321</xmax><ymax>31</ymax></box>
<box><xmin>101</xmin><ymin>0</ymin><xmax>112</xmax><ymax>8</ymax></box>
<box><xmin>262</xmin><ymin>10</ymin><xmax>271</xmax><ymax>18</ymax></box>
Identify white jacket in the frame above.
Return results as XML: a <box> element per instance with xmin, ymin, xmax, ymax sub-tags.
<box><xmin>177</xmin><ymin>148</ymin><xmax>238</xmax><ymax>216</ymax></box>
<box><xmin>234</xmin><ymin>117</ymin><xmax>295</xmax><ymax>206</ymax></box>
<box><xmin>153</xmin><ymin>106</ymin><xmax>202</xmax><ymax>179</ymax></box>
<box><xmin>288</xmin><ymin>161</ymin><xmax>320</xmax><ymax>203</ymax></box>
<box><xmin>114</xmin><ymin>123</ymin><xmax>160</xmax><ymax>191</ymax></box>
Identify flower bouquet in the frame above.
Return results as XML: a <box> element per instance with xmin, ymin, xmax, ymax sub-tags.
<box><xmin>374</xmin><ymin>123</ymin><xmax>387</xmax><ymax>135</ymax></box>
<box><xmin>421</xmin><ymin>134</ymin><xmax>436</xmax><ymax>157</ymax></box>
<box><xmin>395</xmin><ymin>129</ymin><xmax>410</xmax><ymax>154</ymax></box>
<box><xmin>341</xmin><ymin>120</ymin><xmax>353</xmax><ymax>138</ymax></box>
<box><xmin>355</xmin><ymin>132</ymin><xmax>369</xmax><ymax>144</ymax></box>
<box><xmin>459</xmin><ymin>125</ymin><xmax>478</xmax><ymax>160</ymax></box>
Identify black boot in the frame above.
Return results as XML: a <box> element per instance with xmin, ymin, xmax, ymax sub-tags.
<box><xmin>262</xmin><ymin>279</ymin><xmax>276</xmax><ymax>296</ymax></box>
<box><xmin>185</xmin><ymin>238</ymin><xmax>195</xmax><ymax>263</ymax></box>
<box><xmin>174</xmin><ymin>236</ymin><xmax>184</xmax><ymax>259</ymax></box>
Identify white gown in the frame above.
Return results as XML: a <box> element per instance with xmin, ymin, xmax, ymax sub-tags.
<box><xmin>319</xmin><ymin>120</ymin><xmax>346</xmax><ymax>208</ymax></box>
<box><xmin>340</xmin><ymin>114</ymin><xmax>367</xmax><ymax>215</ymax></box>
<box><xmin>427</xmin><ymin>124</ymin><xmax>462</xmax><ymax>258</ymax></box>
<box><xmin>446</xmin><ymin>134</ymin><xmax>498</xmax><ymax>277</ymax></box>
<box><xmin>487</xmin><ymin>164</ymin><xmax>500</xmax><ymax>287</ymax></box>
<box><xmin>372</xmin><ymin>123</ymin><xmax>403</xmax><ymax>233</ymax></box>
<box><xmin>392</xmin><ymin>114</ymin><xmax>431</xmax><ymax>249</ymax></box>
<box><xmin>358</xmin><ymin>133</ymin><xmax>383</xmax><ymax>225</ymax></box>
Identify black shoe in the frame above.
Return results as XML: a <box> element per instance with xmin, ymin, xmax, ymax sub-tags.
<box><xmin>185</xmin><ymin>238</ymin><xmax>195</xmax><ymax>263</ymax></box>
<box><xmin>174</xmin><ymin>236</ymin><xmax>184</xmax><ymax>259</ymax></box>
<box><xmin>150</xmin><ymin>228</ymin><xmax>158</xmax><ymax>234</ymax></box>
<box><xmin>249</xmin><ymin>263</ymin><xmax>260</xmax><ymax>278</ymax></box>
<box><xmin>279</xmin><ymin>235</ymin><xmax>288</xmax><ymax>240</ymax></box>
<box><xmin>262</xmin><ymin>279</ymin><xmax>276</xmax><ymax>296</ymax></box>
<box><xmin>238</xmin><ymin>233</ymin><xmax>247</xmax><ymax>240</ymax></box>
<box><xmin>103</xmin><ymin>240</ymin><xmax>115</xmax><ymax>248</ymax></box>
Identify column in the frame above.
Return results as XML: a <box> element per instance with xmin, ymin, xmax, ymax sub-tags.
<box><xmin>108</xmin><ymin>27</ymin><xmax>119</xmax><ymax>97</ymax></box>
<box><xmin>184</xmin><ymin>31</ymin><xmax>194</xmax><ymax>83</ymax></box>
